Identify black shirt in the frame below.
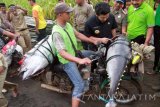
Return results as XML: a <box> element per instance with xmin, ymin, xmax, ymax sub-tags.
<box><xmin>84</xmin><ymin>14</ymin><xmax>117</xmax><ymax>39</ymax></box>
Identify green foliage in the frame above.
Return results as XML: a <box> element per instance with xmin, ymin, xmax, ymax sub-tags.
<box><xmin>1</xmin><ymin>0</ymin><xmax>155</xmax><ymax>20</ymax></box>
<box><xmin>0</xmin><ymin>0</ymin><xmax>104</xmax><ymax>19</ymax></box>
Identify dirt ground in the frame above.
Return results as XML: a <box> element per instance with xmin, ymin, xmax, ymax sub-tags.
<box><xmin>4</xmin><ymin>53</ymin><xmax>160</xmax><ymax>107</ymax></box>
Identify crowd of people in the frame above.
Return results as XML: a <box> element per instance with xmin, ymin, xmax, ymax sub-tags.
<box><xmin>0</xmin><ymin>0</ymin><xmax>160</xmax><ymax>107</ymax></box>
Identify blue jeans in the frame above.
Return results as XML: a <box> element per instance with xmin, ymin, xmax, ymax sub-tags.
<box><xmin>63</xmin><ymin>50</ymin><xmax>95</xmax><ymax>99</ymax></box>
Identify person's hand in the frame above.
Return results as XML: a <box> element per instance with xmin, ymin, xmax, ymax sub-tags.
<box><xmin>144</xmin><ymin>42</ymin><xmax>149</xmax><ymax>46</ymax></box>
<box><xmin>13</xmin><ymin>33</ymin><xmax>20</xmax><ymax>40</ymax></box>
<box><xmin>101</xmin><ymin>38</ymin><xmax>111</xmax><ymax>44</ymax></box>
<box><xmin>36</xmin><ymin>29</ymin><xmax>40</xmax><ymax>34</ymax></box>
<box><xmin>78</xmin><ymin>58</ymin><xmax>92</xmax><ymax>65</ymax></box>
<box><xmin>122</xmin><ymin>32</ymin><xmax>128</xmax><ymax>36</ymax></box>
<box><xmin>93</xmin><ymin>39</ymin><xmax>100</xmax><ymax>45</ymax></box>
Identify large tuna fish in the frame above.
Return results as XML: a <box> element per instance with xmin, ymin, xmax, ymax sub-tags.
<box><xmin>19</xmin><ymin>35</ymin><xmax>56</xmax><ymax>80</ymax></box>
<box><xmin>106</xmin><ymin>35</ymin><xmax>131</xmax><ymax>107</ymax></box>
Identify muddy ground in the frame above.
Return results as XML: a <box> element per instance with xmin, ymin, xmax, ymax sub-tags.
<box><xmin>4</xmin><ymin>52</ymin><xmax>160</xmax><ymax>107</ymax></box>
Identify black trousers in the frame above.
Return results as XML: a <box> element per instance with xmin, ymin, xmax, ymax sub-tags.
<box><xmin>153</xmin><ymin>26</ymin><xmax>160</xmax><ymax>71</ymax></box>
<box><xmin>131</xmin><ymin>35</ymin><xmax>145</xmax><ymax>44</ymax></box>
<box><xmin>36</xmin><ymin>27</ymin><xmax>47</xmax><ymax>42</ymax></box>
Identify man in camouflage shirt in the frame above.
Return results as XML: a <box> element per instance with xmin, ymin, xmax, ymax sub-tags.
<box><xmin>111</xmin><ymin>0</ymin><xmax>127</xmax><ymax>34</ymax></box>
<box><xmin>73</xmin><ymin>0</ymin><xmax>94</xmax><ymax>49</ymax></box>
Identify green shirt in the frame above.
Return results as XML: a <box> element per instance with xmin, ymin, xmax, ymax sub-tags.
<box><xmin>155</xmin><ymin>4</ymin><xmax>160</xmax><ymax>26</ymax></box>
<box><xmin>127</xmin><ymin>2</ymin><xmax>155</xmax><ymax>40</ymax></box>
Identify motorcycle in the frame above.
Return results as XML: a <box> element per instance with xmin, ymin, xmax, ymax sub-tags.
<box><xmin>34</xmin><ymin>36</ymin><xmax>153</xmax><ymax>105</ymax></box>
<box><xmin>19</xmin><ymin>35</ymin><xmax>154</xmax><ymax>106</ymax></box>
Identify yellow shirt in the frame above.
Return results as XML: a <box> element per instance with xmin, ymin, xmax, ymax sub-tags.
<box><xmin>32</xmin><ymin>4</ymin><xmax>47</xmax><ymax>29</ymax></box>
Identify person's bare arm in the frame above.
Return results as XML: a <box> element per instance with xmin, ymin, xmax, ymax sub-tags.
<box><xmin>111</xmin><ymin>28</ymin><xmax>116</xmax><ymax>37</ymax></box>
<box><xmin>0</xmin><ymin>58</ymin><xmax>5</xmax><ymax>74</ymax></box>
<box><xmin>59</xmin><ymin>50</ymin><xmax>91</xmax><ymax>65</ymax></box>
<box><xmin>34</xmin><ymin>17</ymin><xmax>39</xmax><ymax>34</ymax></box>
<box><xmin>89</xmin><ymin>36</ymin><xmax>111</xmax><ymax>44</ymax></box>
<box><xmin>122</xmin><ymin>14</ymin><xmax>127</xmax><ymax>35</ymax></box>
<box><xmin>2</xmin><ymin>30</ymin><xmax>18</xmax><ymax>39</ymax></box>
<box><xmin>144</xmin><ymin>27</ymin><xmax>153</xmax><ymax>46</ymax></box>
<box><xmin>122</xmin><ymin>26</ymin><xmax>127</xmax><ymax>34</ymax></box>
<box><xmin>33</xmin><ymin>10</ymin><xmax>39</xmax><ymax>34</ymax></box>
<box><xmin>74</xmin><ymin>30</ymin><xmax>97</xmax><ymax>45</ymax></box>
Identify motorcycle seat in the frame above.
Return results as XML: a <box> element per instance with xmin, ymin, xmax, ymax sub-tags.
<box><xmin>51</xmin><ymin>63</ymin><xmax>64</xmax><ymax>73</ymax></box>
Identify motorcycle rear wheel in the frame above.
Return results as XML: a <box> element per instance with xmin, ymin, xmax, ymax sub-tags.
<box><xmin>115</xmin><ymin>78</ymin><xmax>142</xmax><ymax>104</ymax></box>
<box><xmin>99</xmin><ymin>77</ymin><xmax>142</xmax><ymax>104</ymax></box>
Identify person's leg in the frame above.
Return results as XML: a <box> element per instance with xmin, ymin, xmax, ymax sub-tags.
<box><xmin>153</xmin><ymin>26</ymin><xmax>160</xmax><ymax>72</ymax></box>
<box><xmin>80</xmin><ymin>50</ymin><xmax>97</xmax><ymax>91</ymax></box>
<box><xmin>81</xmin><ymin>49</ymin><xmax>106</xmax><ymax>73</ymax></box>
<box><xmin>63</xmin><ymin>62</ymin><xmax>85</xmax><ymax>107</ymax></box>
<box><xmin>72</xmin><ymin>97</ymin><xmax>80</xmax><ymax>107</ymax></box>
<box><xmin>17</xmin><ymin>34</ymin><xmax>27</xmax><ymax>54</ymax></box>
<box><xmin>37</xmin><ymin>28</ymin><xmax>47</xmax><ymax>42</ymax></box>
<box><xmin>148</xmin><ymin>26</ymin><xmax>160</xmax><ymax>75</ymax></box>
<box><xmin>23</xmin><ymin>30</ymin><xmax>32</xmax><ymax>51</ymax></box>
<box><xmin>0</xmin><ymin>55</ymin><xmax>8</xmax><ymax>107</ymax></box>
<box><xmin>151</xmin><ymin>26</ymin><xmax>160</xmax><ymax>90</ymax></box>
<box><xmin>0</xmin><ymin>69</ymin><xmax>7</xmax><ymax>98</ymax></box>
